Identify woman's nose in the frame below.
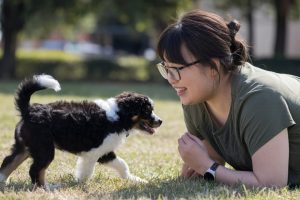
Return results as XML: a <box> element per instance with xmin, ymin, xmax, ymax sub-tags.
<box><xmin>167</xmin><ymin>73</ymin><xmax>178</xmax><ymax>84</ymax></box>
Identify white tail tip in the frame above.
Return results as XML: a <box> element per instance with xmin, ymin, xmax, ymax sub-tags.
<box><xmin>34</xmin><ymin>74</ymin><xmax>61</xmax><ymax>92</ymax></box>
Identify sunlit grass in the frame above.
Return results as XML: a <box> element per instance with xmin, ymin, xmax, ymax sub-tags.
<box><xmin>0</xmin><ymin>81</ymin><xmax>299</xmax><ymax>199</ymax></box>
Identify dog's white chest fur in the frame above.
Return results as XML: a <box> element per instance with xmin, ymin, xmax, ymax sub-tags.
<box><xmin>75</xmin><ymin>131</ymin><xmax>128</xmax><ymax>182</ymax></box>
<box><xmin>78</xmin><ymin>131</ymin><xmax>127</xmax><ymax>159</ymax></box>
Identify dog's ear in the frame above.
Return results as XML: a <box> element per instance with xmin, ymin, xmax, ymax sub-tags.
<box><xmin>115</xmin><ymin>92</ymin><xmax>149</xmax><ymax>116</ymax></box>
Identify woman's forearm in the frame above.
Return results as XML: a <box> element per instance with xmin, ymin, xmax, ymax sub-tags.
<box><xmin>215</xmin><ymin>165</ymin><xmax>286</xmax><ymax>188</ymax></box>
<box><xmin>215</xmin><ymin>165</ymin><xmax>259</xmax><ymax>186</ymax></box>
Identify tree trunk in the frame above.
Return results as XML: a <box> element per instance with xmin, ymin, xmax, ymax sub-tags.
<box><xmin>246</xmin><ymin>0</ymin><xmax>254</xmax><ymax>59</ymax></box>
<box><xmin>0</xmin><ymin>28</ymin><xmax>18</xmax><ymax>79</ymax></box>
<box><xmin>0</xmin><ymin>0</ymin><xmax>25</xmax><ymax>79</ymax></box>
<box><xmin>274</xmin><ymin>0</ymin><xmax>290</xmax><ymax>58</ymax></box>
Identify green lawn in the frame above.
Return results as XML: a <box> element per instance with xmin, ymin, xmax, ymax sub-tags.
<box><xmin>0</xmin><ymin>81</ymin><xmax>299</xmax><ymax>199</ymax></box>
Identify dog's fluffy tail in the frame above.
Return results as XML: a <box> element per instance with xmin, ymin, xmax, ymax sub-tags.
<box><xmin>15</xmin><ymin>74</ymin><xmax>61</xmax><ymax>118</ymax></box>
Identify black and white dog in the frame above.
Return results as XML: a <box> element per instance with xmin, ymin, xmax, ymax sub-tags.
<box><xmin>0</xmin><ymin>75</ymin><xmax>162</xmax><ymax>189</ymax></box>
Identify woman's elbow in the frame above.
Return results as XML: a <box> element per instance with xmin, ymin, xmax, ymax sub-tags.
<box><xmin>257</xmin><ymin>176</ymin><xmax>288</xmax><ymax>188</ymax></box>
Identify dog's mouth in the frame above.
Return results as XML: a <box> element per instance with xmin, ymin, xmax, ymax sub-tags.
<box><xmin>139</xmin><ymin>121</ymin><xmax>155</xmax><ymax>134</ymax></box>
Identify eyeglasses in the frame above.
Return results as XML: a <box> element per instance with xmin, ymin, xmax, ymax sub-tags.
<box><xmin>156</xmin><ymin>60</ymin><xmax>202</xmax><ymax>81</ymax></box>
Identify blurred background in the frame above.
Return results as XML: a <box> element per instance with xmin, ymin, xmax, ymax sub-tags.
<box><xmin>0</xmin><ymin>0</ymin><xmax>299</xmax><ymax>82</ymax></box>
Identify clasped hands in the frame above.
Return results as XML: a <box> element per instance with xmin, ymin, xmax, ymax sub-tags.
<box><xmin>178</xmin><ymin>132</ymin><xmax>214</xmax><ymax>177</ymax></box>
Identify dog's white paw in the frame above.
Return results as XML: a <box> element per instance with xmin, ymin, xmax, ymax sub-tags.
<box><xmin>127</xmin><ymin>174</ymin><xmax>148</xmax><ymax>183</ymax></box>
<box><xmin>75</xmin><ymin>176</ymin><xmax>89</xmax><ymax>183</ymax></box>
<box><xmin>48</xmin><ymin>183</ymin><xmax>62</xmax><ymax>191</ymax></box>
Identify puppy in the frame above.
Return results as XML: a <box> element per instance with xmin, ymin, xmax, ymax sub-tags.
<box><xmin>0</xmin><ymin>75</ymin><xmax>162</xmax><ymax>189</ymax></box>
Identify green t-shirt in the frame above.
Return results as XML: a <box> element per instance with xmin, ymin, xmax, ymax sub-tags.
<box><xmin>183</xmin><ymin>62</ymin><xmax>300</xmax><ymax>185</ymax></box>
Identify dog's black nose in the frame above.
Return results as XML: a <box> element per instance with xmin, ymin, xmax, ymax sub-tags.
<box><xmin>158</xmin><ymin>119</ymin><xmax>162</xmax><ymax>126</ymax></box>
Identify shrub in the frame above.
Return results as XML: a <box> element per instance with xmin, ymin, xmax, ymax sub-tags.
<box><xmin>15</xmin><ymin>50</ymin><xmax>165</xmax><ymax>82</ymax></box>
<box><xmin>253</xmin><ymin>58</ymin><xmax>300</xmax><ymax>76</ymax></box>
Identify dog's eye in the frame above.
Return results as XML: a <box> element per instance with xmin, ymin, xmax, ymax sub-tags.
<box><xmin>146</xmin><ymin>105</ymin><xmax>153</xmax><ymax>111</ymax></box>
<box><xmin>143</xmin><ymin>110</ymin><xmax>150</xmax><ymax>115</ymax></box>
<box><xmin>143</xmin><ymin>110</ymin><xmax>151</xmax><ymax>116</ymax></box>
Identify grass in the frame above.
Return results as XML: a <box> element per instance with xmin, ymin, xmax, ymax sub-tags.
<box><xmin>0</xmin><ymin>81</ymin><xmax>299</xmax><ymax>199</ymax></box>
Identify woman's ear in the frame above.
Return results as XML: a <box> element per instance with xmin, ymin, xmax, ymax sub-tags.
<box><xmin>210</xmin><ymin>58</ymin><xmax>221</xmax><ymax>79</ymax></box>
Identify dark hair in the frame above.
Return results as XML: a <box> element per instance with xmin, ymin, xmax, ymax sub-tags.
<box><xmin>157</xmin><ymin>10</ymin><xmax>248</xmax><ymax>73</ymax></box>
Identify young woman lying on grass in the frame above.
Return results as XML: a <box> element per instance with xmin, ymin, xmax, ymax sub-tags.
<box><xmin>156</xmin><ymin>9</ymin><xmax>300</xmax><ymax>188</ymax></box>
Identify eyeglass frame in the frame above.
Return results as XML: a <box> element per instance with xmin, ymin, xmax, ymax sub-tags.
<box><xmin>156</xmin><ymin>59</ymin><xmax>202</xmax><ymax>81</ymax></box>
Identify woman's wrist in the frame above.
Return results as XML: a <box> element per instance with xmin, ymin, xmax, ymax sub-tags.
<box><xmin>196</xmin><ymin>159</ymin><xmax>215</xmax><ymax>175</ymax></box>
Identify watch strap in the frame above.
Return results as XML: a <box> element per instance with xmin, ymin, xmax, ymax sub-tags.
<box><xmin>210</xmin><ymin>162</ymin><xmax>220</xmax><ymax>171</ymax></box>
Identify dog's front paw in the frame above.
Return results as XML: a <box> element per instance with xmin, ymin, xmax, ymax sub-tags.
<box><xmin>75</xmin><ymin>176</ymin><xmax>88</xmax><ymax>183</ymax></box>
<box><xmin>0</xmin><ymin>181</ymin><xmax>5</xmax><ymax>191</ymax></box>
<box><xmin>127</xmin><ymin>174</ymin><xmax>148</xmax><ymax>183</ymax></box>
<box><xmin>32</xmin><ymin>183</ymin><xmax>50</xmax><ymax>192</ymax></box>
<box><xmin>0</xmin><ymin>174</ymin><xmax>8</xmax><ymax>190</ymax></box>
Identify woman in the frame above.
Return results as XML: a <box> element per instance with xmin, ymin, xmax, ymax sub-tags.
<box><xmin>156</xmin><ymin>9</ymin><xmax>300</xmax><ymax>188</ymax></box>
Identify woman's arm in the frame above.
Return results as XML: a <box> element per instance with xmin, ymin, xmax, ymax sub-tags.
<box><xmin>178</xmin><ymin>129</ymin><xmax>289</xmax><ymax>187</ymax></box>
<box><xmin>215</xmin><ymin>128</ymin><xmax>289</xmax><ymax>187</ymax></box>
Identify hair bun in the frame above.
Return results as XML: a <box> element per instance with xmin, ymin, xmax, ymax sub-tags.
<box><xmin>227</xmin><ymin>20</ymin><xmax>240</xmax><ymax>38</ymax></box>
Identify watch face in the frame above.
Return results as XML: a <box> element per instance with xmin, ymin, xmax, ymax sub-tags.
<box><xmin>203</xmin><ymin>172</ymin><xmax>214</xmax><ymax>181</ymax></box>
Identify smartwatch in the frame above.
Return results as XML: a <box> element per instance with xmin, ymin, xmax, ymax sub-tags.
<box><xmin>203</xmin><ymin>162</ymin><xmax>219</xmax><ymax>181</ymax></box>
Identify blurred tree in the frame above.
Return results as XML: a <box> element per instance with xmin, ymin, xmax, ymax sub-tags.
<box><xmin>1</xmin><ymin>0</ymin><xmax>24</xmax><ymax>79</ymax></box>
<box><xmin>273</xmin><ymin>0</ymin><xmax>291</xmax><ymax>58</ymax></box>
<box><xmin>95</xmin><ymin>0</ymin><xmax>195</xmax><ymax>46</ymax></box>
<box><xmin>0</xmin><ymin>0</ymin><xmax>102</xmax><ymax>79</ymax></box>
<box><xmin>257</xmin><ymin>0</ymin><xmax>300</xmax><ymax>58</ymax></box>
<box><xmin>0</xmin><ymin>0</ymin><xmax>194</xmax><ymax>79</ymax></box>
<box><xmin>214</xmin><ymin>0</ymin><xmax>300</xmax><ymax>58</ymax></box>
<box><xmin>213</xmin><ymin>0</ymin><xmax>255</xmax><ymax>58</ymax></box>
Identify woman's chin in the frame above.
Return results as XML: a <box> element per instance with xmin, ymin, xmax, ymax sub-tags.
<box><xmin>180</xmin><ymin>97</ymin><xmax>192</xmax><ymax>105</ymax></box>
<box><xmin>180</xmin><ymin>96</ymin><xmax>201</xmax><ymax>105</ymax></box>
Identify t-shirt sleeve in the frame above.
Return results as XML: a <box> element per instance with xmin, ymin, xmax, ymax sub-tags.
<box><xmin>240</xmin><ymin>90</ymin><xmax>295</xmax><ymax>156</ymax></box>
<box><xmin>182</xmin><ymin>105</ymin><xmax>205</xmax><ymax>140</ymax></box>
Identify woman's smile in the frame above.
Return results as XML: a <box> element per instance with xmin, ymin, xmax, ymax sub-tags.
<box><xmin>174</xmin><ymin>87</ymin><xmax>187</xmax><ymax>96</ymax></box>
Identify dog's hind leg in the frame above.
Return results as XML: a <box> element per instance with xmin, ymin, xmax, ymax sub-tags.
<box><xmin>0</xmin><ymin>121</ymin><xmax>29</xmax><ymax>184</ymax></box>
<box><xmin>0</xmin><ymin>142</ymin><xmax>29</xmax><ymax>184</ymax></box>
<box><xmin>98</xmin><ymin>152</ymin><xmax>147</xmax><ymax>183</ymax></box>
<box><xmin>28</xmin><ymin>137</ymin><xmax>55</xmax><ymax>190</ymax></box>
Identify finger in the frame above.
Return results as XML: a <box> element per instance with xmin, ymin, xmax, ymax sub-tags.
<box><xmin>182</xmin><ymin>167</ymin><xmax>192</xmax><ymax>178</ymax></box>
<box><xmin>182</xmin><ymin>135</ymin><xmax>189</xmax><ymax>143</ymax></box>
<box><xmin>186</xmin><ymin>132</ymin><xmax>198</xmax><ymax>140</ymax></box>
<box><xmin>187</xmin><ymin>132</ymin><xmax>202</xmax><ymax>143</ymax></box>
<box><xmin>181</xmin><ymin>166</ymin><xmax>189</xmax><ymax>177</ymax></box>
<box><xmin>190</xmin><ymin>171</ymin><xmax>197</xmax><ymax>178</ymax></box>
<box><xmin>178</xmin><ymin>137</ymin><xmax>186</xmax><ymax>145</ymax></box>
<box><xmin>186</xmin><ymin>168</ymin><xmax>195</xmax><ymax>177</ymax></box>
<box><xmin>191</xmin><ymin>172</ymin><xmax>203</xmax><ymax>178</ymax></box>
<box><xmin>181</xmin><ymin>171</ymin><xmax>187</xmax><ymax>177</ymax></box>
<box><xmin>177</xmin><ymin>141</ymin><xmax>184</xmax><ymax>155</ymax></box>
<box><xmin>181</xmin><ymin>134</ymin><xmax>192</xmax><ymax>144</ymax></box>
<box><xmin>178</xmin><ymin>136</ymin><xmax>188</xmax><ymax>146</ymax></box>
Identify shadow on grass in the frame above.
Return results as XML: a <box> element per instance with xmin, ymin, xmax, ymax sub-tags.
<box><xmin>1</xmin><ymin>180</ymin><xmax>33</xmax><ymax>192</ymax></box>
<box><xmin>108</xmin><ymin>177</ymin><xmax>247</xmax><ymax>199</ymax></box>
<box><xmin>2</xmin><ymin>175</ymin><xmax>271</xmax><ymax>199</ymax></box>
<box><xmin>2</xmin><ymin>174</ymin><xmax>85</xmax><ymax>193</ymax></box>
